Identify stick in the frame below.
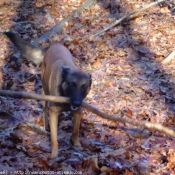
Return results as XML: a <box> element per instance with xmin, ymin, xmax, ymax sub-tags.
<box><xmin>0</xmin><ymin>90</ymin><xmax>175</xmax><ymax>138</ymax></box>
<box><xmin>33</xmin><ymin>0</ymin><xmax>97</xmax><ymax>45</ymax></box>
<box><xmin>91</xmin><ymin>0</ymin><xmax>165</xmax><ymax>37</ymax></box>
<box><xmin>82</xmin><ymin>101</ymin><xmax>175</xmax><ymax>137</ymax></box>
<box><xmin>0</xmin><ymin>90</ymin><xmax>70</xmax><ymax>103</ymax></box>
<box><xmin>6</xmin><ymin>0</ymin><xmax>97</xmax><ymax>59</ymax></box>
<box><xmin>1</xmin><ymin>110</ymin><xmax>90</xmax><ymax>158</ymax></box>
<box><xmin>161</xmin><ymin>51</ymin><xmax>175</xmax><ymax>64</ymax></box>
<box><xmin>60</xmin><ymin>138</ymin><xmax>89</xmax><ymax>157</ymax></box>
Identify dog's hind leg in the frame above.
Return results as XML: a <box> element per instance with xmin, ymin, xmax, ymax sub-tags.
<box><xmin>71</xmin><ymin>108</ymin><xmax>82</xmax><ymax>147</ymax></box>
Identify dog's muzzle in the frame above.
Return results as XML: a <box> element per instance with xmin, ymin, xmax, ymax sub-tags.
<box><xmin>70</xmin><ymin>100</ymin><xmax>82</xmax><ymax>111</ymax></box>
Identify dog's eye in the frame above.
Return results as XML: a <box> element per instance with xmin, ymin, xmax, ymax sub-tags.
<box><xmin>68</xmin><ymin>82</ymin><xmax>76</xmax><ymax>88</ymax></box>
<box><xmin>81</xmin><ymin>84</ymin><xmax>87</xmax><ymax>90</ymax></box>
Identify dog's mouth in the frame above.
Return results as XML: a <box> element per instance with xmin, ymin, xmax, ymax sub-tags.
<box><xmin>70</xmin><ymin>105</ymin><xmax>79</xmax><ymax>111</ymax></box>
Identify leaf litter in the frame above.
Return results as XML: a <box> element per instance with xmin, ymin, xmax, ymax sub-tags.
<box><xmin>0</xmin><ymin>0</ymin><xmax>175</xmax><ymax>174</ymax></box>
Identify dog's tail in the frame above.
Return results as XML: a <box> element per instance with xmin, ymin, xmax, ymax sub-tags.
<box><xmin>4</xmin><ymin>32</ymin><xmax>46</xmax><ymax>64</ymax></box>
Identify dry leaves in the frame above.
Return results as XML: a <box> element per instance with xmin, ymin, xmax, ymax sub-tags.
<box><xmin>0</xmin><ymin>0</ymin><xmax>175</xmax><ymax>174</ymax></box>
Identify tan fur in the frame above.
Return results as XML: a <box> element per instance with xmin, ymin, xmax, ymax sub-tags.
<box><xmin>41</xmin><ymin>43</ymin><xmax>88</xmax><ymax>158</ymax></box>
<box><xmin>4</xmin><ymin>32</ymin><xmax>91</xmax><ymax>159</ymax></box>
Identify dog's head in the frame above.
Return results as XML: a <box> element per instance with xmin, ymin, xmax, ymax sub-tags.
<box><xmin>60</xmin><ymin>66</ymin><xmax>92</xmax><ymax>111</ymax></box>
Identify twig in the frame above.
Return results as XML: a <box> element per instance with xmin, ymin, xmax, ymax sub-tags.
<box><xmin>60</xmin><ymin>138</ymin><xmax>89</xmax><ymax>157</ymax></box>
<box><xmin>49</xmin><ymin>156</ymin><xmax>66</xmax><ymax>165</ymax></box>
<box><xmin>0</xmin><ymin>90</ymin><xmax>175</xmax><ymax>138</ymax></box>
<box><xmin>0</xmin><ymin>110</ymin><xmax>50</xmax><ymax>135</ymax></box>
<box><xmin>91</xmin><ymin>0</ymin><xmax>165</xmax><ymax>37</ymax></box>
<box><xmin>6</xmin><ymin>0</ymin><xmax>97</xmax><ymax>59</ymax></box>
<box><xmin>33</xmin><ymin>0</ymin><xmax>97</xmax><ymax>45</ymax></box>
<box><xmin>161</xmin><ymin>51</ymin><xmax>175</xmax><ymax>64</ymax></box>
<box><xmin>0</xmin><ymin>109</ymin><xmax>90</xmax><ymax>158</ymax></box>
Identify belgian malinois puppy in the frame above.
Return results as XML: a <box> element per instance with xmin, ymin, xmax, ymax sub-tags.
<box><xmin>4</xmin><ymin>32</ymin><xmax>91</xmax><ymax>158</ymax></box>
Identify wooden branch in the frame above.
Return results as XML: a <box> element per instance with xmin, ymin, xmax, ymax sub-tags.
<box><xmin>1</xmin><ymin>110</ymin><xmax>90</xmax><ymax>159</ymax></box>
<box><xmin>0</xmin><ymin>90</ymin><xmax>175</xmax><ymax>138</ymax></box>
<box><xmin>161</xmin><ymin>51</ymin><xmax>175</xmax><ymax>64</ymax></box>
<box><xmin>82</xmin><ymin>101</ymin><xmax>175</xmax><ymax>137</ymax></box>
<box><xmin>60</xmin><ymin>138</ymin><xmax>89</xmax><ymax>157</ymax></box>
<box><xmin>33</xmin><ymin>0</ymin><xmax>97</xmax><ymax>45</ymax></box>
<box><xmin>0</xmin><ymin>90</ymin><xmax>70</xmax><ymax>103</ymax></box>
<box><xmin>91</xmin><ymin>0</ymin><xmax>165</xmax><ymax>37</ymax></box>
<box><xmin>6</xmin><ymin>0</ymin><xmax>97</xmax><ymax>59</ymax></box>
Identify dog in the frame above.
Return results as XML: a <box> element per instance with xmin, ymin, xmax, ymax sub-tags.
<box><xmin>4</xmin><ymin>32</ymin><xmax>92</xmax><ymax>158</ymax></box>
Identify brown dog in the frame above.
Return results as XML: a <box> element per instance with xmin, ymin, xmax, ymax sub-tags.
<box><xmin>4</xmin><ymin>32</ymin><xmax>91</xmax><ymax>158</ymax></box>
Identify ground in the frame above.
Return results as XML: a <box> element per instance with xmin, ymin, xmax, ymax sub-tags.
<box><xmin>0</xmin><ymin>0</ymin><xmax>175</xmax><ymax>174</ymax></box>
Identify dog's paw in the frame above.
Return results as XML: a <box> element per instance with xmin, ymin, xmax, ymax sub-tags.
<box><xmin>71</xmin><ymin>138</ymin><xmax>82</xmax><ymax>148</ymax></box>
<box><xmin>75</xmin><ymin>144</ymin><xmax>83</xmax><ymax>151</ymax></box>
<box><xmin>74</xmin><ymin>142</ymin><xmax>82</xmax><ymax>148</ymax></box>
<box><xmin>50</xmin><ymin>149</ymin><xmax>58</xmax><ymax>159</ymax></box>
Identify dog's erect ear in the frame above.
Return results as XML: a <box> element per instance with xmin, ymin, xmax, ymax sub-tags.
<box><xmin>88</xmin><ymin>73</ymin><xmax>92</xmax><ymax>87</ymax></box>
<box><xmin>61</xmin><ymin>66</ymin><xmax>70</xmax><ymax>80</ymax></box>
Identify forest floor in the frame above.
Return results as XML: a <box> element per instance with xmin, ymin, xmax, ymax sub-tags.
<box><xmin>0</xmin><ymin>0</ymin><xmax>175</xmax><ymax>174</ymax></box>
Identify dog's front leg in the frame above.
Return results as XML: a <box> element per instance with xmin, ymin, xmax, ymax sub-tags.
<box><xmin>72</xmin><ymin>108</ymin><xmax>82</xmax><ymax>147</ymax></box>
<box><xmin>43</xmin><ymin>101</ymin><xmax>49</xmax><ymax>131</ymax></box>
<box><xmin>49</xmin><ymin>104</ymin><xmax>59</xmax><ymax>158</ymax></box>
<box><xmin>42</xmin><ymin>88</ymin><xmax>49</xmax><ymax>130</ymax></box>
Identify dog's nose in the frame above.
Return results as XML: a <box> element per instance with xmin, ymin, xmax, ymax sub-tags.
<box><xmin>73</xmin><ymin>100</ymin><xmax>82</xmax><ymax>107</ymax></box>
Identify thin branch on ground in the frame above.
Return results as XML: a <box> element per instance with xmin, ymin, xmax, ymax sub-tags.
<box><xmin>90</xmin><ymin>0</ymin><xmax>165</xmax><ymax>37</ymax></box>
<box><xmin>0</xmin><ymin>90</ymin><xmax>175</xmax><ymax>138</ymax></box>
<box><xmin>60</xmin><ymin>138</ymin><xmax>89</xmax><ymax>158</ymax></box>
<box><xmin>0</xmin><ymin>110</ymin><xmax>50</xmax><ymax>136</ymax></box>
<box><xmin>33</xmin><ymin>0</ymin><xmax>97</xmax><ymax>45</ymax></box>
<box><xmin>161</xmin><ymin>51</ymin><xmax>175</xmax><ymax>64</ymax></box>
<box><xmin>6</xmin><ymin>0</ymin><xmax>97</xmax><ymax>59</ymax></box>
<box><xmin>0</xmin><ymin>108</ymin><xmax>90</xmax><ymax>159</ymax></box>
